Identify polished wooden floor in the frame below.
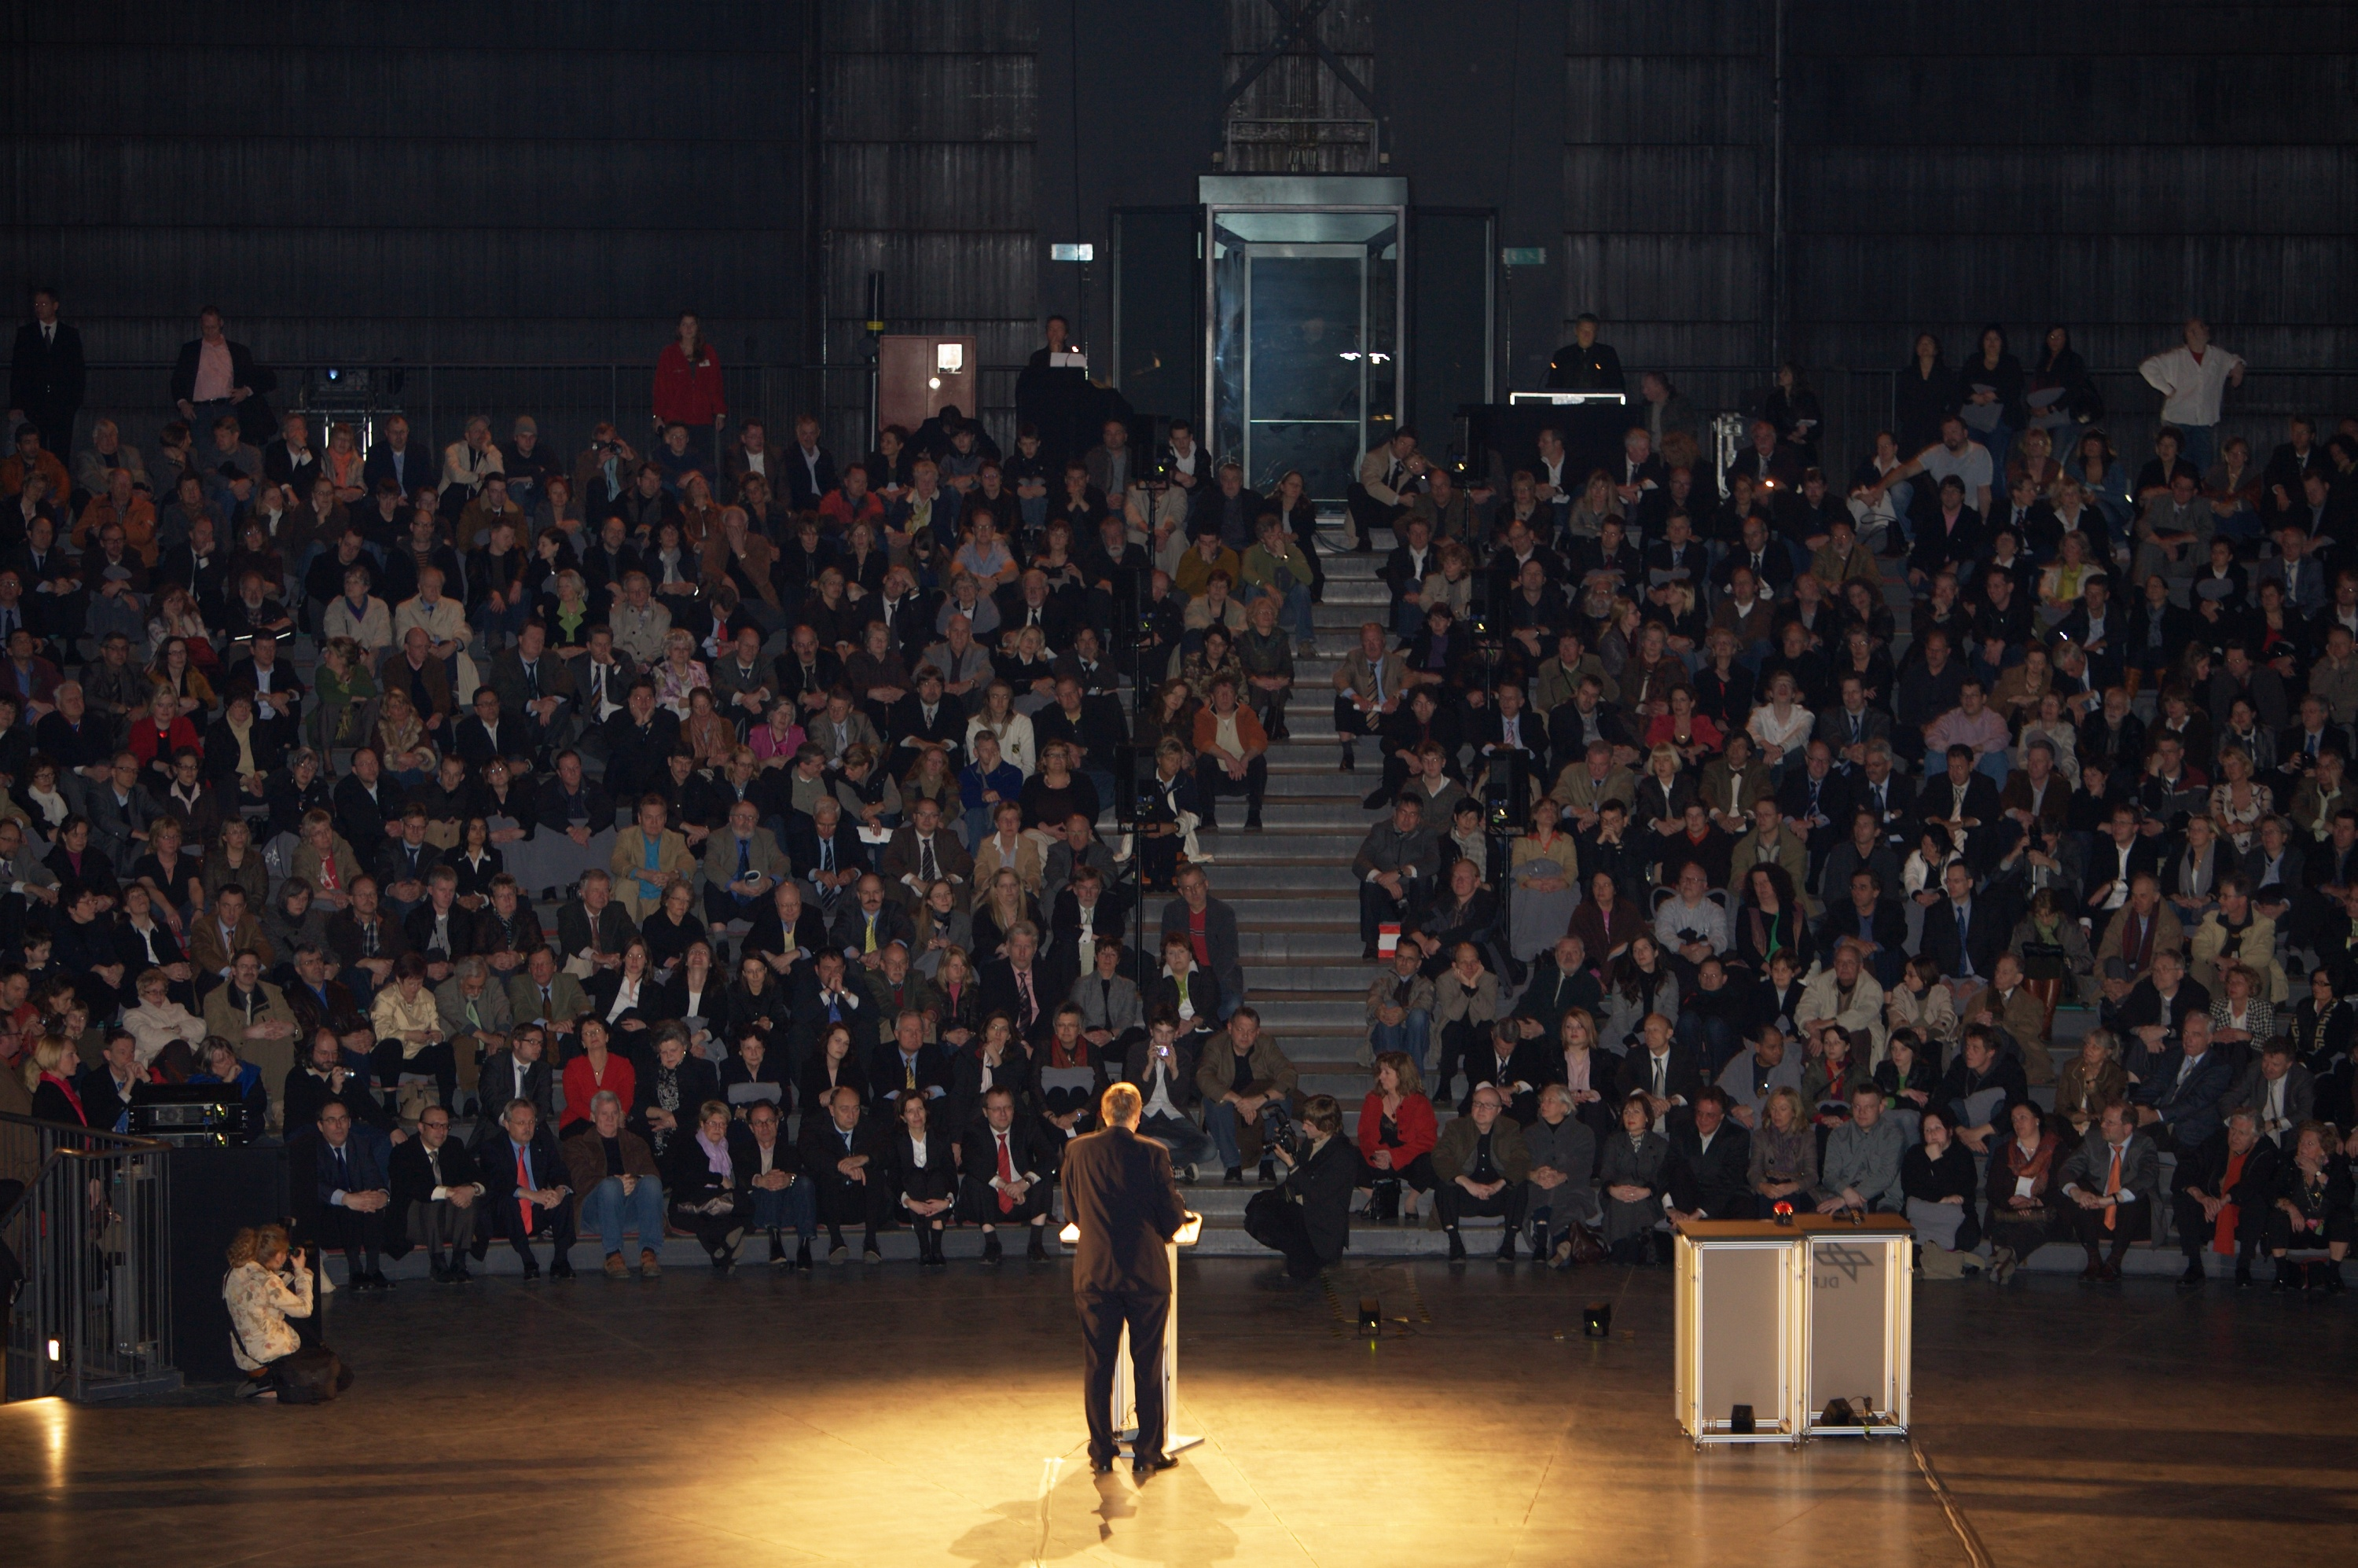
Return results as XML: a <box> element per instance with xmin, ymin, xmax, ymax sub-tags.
<box><xmin>3</xmin><ymin>1257</ymin><xmax>2353</xmax><ymax>1566</ymax></box>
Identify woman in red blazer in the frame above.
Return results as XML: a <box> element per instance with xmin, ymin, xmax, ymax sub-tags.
<box><xmin>559</xmin><ymin>1017</ymin><xmax>635</xmax><ymax>1137</ymax></box>
<box><xmin>1356</xmin><ymin>1052</ymin><xmax>1439</xmax><ymax>1223</ymax></box>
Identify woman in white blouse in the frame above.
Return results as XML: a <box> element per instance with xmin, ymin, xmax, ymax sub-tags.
<box><xmin>1746</xmin><ymin>673</ymin><xmax>1814</xmax><ymax>773</ymax></box>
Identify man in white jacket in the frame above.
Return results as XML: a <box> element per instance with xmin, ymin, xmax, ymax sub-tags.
<box><xmin>2139</xmin><ymin>318</ymin><xmax>2245</xmax><ymax>474</ymax></box>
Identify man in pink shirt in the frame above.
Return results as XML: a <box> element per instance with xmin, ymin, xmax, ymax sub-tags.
<box><xmin>1923</xmin><ymin>679</ymin><xmax>2012</xmax><ymax>786</ymax></box>
<box><xmin>171</xmin><ymin>307</ymin><xmax>274</xmax><ymax>442</ymax></box>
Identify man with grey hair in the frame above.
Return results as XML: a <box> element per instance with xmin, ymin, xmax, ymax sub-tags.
<box><xmin>482</xmin><ymin>1097</ymin><xmax>575</xmax><ymax>1279</ymax></box>
<box><xmin>2171</xmin><ymin>1102</ymin><xmax>2277</xmax><ymax>1287</ymax></box>
<box><xmin>559</xmin><ymin>1089</ymin><xmax>666</xmax><ymax>1279</ymax></box>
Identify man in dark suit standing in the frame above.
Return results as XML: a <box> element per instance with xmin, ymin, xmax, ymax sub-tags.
<box><xmin>8</xmin><ymin>286</ymin><xmax>83</xmax><ymax>461</ymax></box>
<box><xmin>1061</xmin><ymin>1081</ymin><xmax>1189</xmax><ymax>1479</ymax></box>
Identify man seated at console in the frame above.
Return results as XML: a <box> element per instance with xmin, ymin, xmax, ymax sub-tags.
<box><xmin>960</xmin><ymin>1084</ymin><xmax>1055</xmax><ymax>1263</ymax></box>
<box><xmin>1431</xmin><ymin>1083</ymin><xmax>1531</xmax><ymax>1261</ymax></box>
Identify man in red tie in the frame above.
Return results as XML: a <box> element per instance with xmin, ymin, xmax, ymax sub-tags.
<box><xmin>2060</xmin><ymin>1100</ymin><xmax>2158</xmax><ymax>1281</ymax></box>
<box><xmin>959</xmin><ymin>1085</ymin><xmax>1053</xmax><ymax>1263</ymax></box>
<box><xmin>484</xmin><ymin>1099</ymin><xmax>576</xmax><ymax>1280</ymax></box>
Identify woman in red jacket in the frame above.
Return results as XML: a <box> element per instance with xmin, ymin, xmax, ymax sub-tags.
<box><xmin>652</xmin><ymin>313</ymin><xmax>727</xmax><ymax>465</ymax></box>
<box><xmin>559</xmin><ymin>1017</ymin><xmax>635</xmax><ymax>1137</ymax></box>
<box><xmin>1356</xmin><ymin>1051</ymin><xmax>1438</xmax><ymax>1224</ymax></box>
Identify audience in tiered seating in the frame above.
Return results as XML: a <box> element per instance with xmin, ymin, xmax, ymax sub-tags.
<box><xmin>5</xmin><ymin>301</ymin><xmax>2356</xmax><ymax>1292</ymax></box>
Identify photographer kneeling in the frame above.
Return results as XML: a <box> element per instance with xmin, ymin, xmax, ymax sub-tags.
<box><xmin>222</xmin><ymin>1224</ymin><xmax>348</xmax><ymax>1401</ymax></box>
<box><xmin>1244</xmin><ymin>1095</ymin><xmax>1353</xmax><ymax>1279</ymax></box>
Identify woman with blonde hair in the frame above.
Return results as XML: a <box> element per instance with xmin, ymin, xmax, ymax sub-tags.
<box><xmin>547</xmin><ymin>567</ymin><xmax>593</xmax><ymax>651</ymax></box>
<box><xmin>24</xmin><ymin>1034</ymin><xmax>86</xmax><ymax>1124</ymax></box>
<box><xmin>371</xmin><ymin>685</ymin><xmax>435</xmax><ymax>788</ymax></box>
<box><xmin>310</xmin><ymin>635</ymin><xmax>376</xmax><ymax>751</ymax></box>
<box><xmin>222</xmin><ymin>1223</ymin><xmax>320</xmax><ymax>1397</ymax></box>
<box><xmin>655</xmin><ymin>627</ymin><xmax>710</xmax><ymax>718</ymax></box>
<box><xmin>1635</xmin><ymin>742</ymin><xmax>1694</xmax><ymax>836</ymax></box>
<box><xmin>1354</xmin><ymin>1050</ymin><xmax>1438</xmax><ymax>1224</ymax></box>
<box><xmin>970</xmin><ymin>868</ymin><xmax>1038</xmax><ymax>962</ymax></box>
<box><xmin>1747</xmin><ymin>1085</ymin><xmax>1817</xmax><ymax>1208</ymax></box>
<box><xmin>1566</xmin><ymin>469</ymin><xmax>1622</xmax><ymax>540</ymax></box>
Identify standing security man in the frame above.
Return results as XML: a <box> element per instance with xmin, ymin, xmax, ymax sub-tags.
<box><xmin>1060</xmin><ymin>1081</ymin><xmax>1189</xmax><ymax>1479</ymax></box>
<box><xmin>8</xmin><ymin>286</ymin><xmax>84</xmax><ymax>461</ymax></box>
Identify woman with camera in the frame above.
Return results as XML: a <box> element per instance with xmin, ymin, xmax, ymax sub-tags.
<box><xmin>223</xmin><ymin>1223</ymin><xmax>339</xmax><ymax>1401</ymax></box>
<box><xmin>1247</xmin><ymin>1095</ymin><xmax>1353</xmax><ymax>1280</ymax></box>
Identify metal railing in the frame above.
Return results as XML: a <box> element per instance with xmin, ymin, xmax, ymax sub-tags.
<box><xmin>1</xmin><ymin>1113</ymin><xmax>179</xmax><ymax>1403</ymax></box>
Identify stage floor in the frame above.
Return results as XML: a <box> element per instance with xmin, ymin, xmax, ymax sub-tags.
<box><xmin>4</xmin><ymin>1258</ymin><xmax>2354</xmax><ymax>1566</ymax></box>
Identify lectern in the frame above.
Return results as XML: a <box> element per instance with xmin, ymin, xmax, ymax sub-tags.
<box><xmin>1060</xmin><ymin>1211</ymin><xmax>1203</xmax><ymax>1458</ymax></box>
<box><xmin>1798</xmin><ymin>1215</ymin><xmax>1912</xmax><ymax>1437</ymax></box>
<box><xmin>1673</xmin><ymin>1219</ymin><xmax>1809</xmax><ymax>1445</ymax></box>
<box><xmin>1673</xmin><ymin>1214</ymin><xmax>1915</xmax><ymax>1446</ymax></box>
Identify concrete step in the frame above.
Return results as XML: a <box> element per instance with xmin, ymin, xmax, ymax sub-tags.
<box><xmin>1235</xmin><ymin>990</ymin><xmax>1365</xmax><ymax>1028</ymax></box>
<box><xmin>1188</xmin><ymin>831</ymin><xmax>1364</xmax><ymax>861</ymax></box>
<box><xmin>1230</xmin><ymin>928</ymin><xmax>1369</xmax><ymax>963</ymax></box>
<box><xmin>343</xmin><ymin>1221</ymin><xmax>2219</xmax><ymax>1274</ymax></box>
<box><xmin>1195</xmin><ymin>802</ymin><xmax>1379</xmax><ymax>832</ymax></box>
<box><xmin>1182</xmin><ymin>861</ymin><xmax>1362</xmax><ymax>892</ymax></box>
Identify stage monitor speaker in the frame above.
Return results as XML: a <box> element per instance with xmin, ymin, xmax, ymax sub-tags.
<box><xmin>1111</xmin><ymin>745</ymin><xmax>1141</xmax><ymax>830</ymax></box>
<box><xmin>1483</xmin><ymin>751</ymin><xmax>1529</xmax><ymax>835</ymax></box>
<box><xmin>164</xmin><ymin>1146</ymin><xmax>291</xmax><ymax>1384</ymax></box>
<box><xmin>130</xmin><ymin>1084</ymin><xmax>248</xmax><ymax>1148</ymax></box>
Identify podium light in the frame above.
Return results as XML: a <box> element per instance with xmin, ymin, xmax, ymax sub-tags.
<box><xmin>1059</xmin><ymin>1222</ymin><xmax>1080</xmax><ymax>1246</ymax></box>
<box><xmin>1581</xmin><ymin>1304</ymin><xmax>1611</xmax><ymax>1338</ymax></box>
<box><xmin>1357</xmin><ymin>1297</ymin><xmax>1381</xmax><ymax>1335</ymax></box>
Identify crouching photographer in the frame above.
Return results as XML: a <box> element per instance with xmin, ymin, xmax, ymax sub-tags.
<box><xmin>222</xmin><ymin>1224</ymin><xmax>351</xmax><ymax>1403</ymax></box>
<box><xmin>1243</xmin><ymin>1095</ymin><xmax>1354</xmax><ymax>1279</ymax></box>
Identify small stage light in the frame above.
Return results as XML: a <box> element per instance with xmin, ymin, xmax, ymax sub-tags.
<box><xmin>1581</xmin><ymin>1304</ymin><xmax>1611</xmax><ymax>1338</ymax></box>
<box><xmin>1729</xmin><ymin>1404</ymin><xmax>1755</xmax><ymax>1435</ymax></box>
<box><xmin>1357</xmin><ymin>1296</ymin><xmax>1381</xmax><ymax>1335</ymax></box>
<box><xmin>1821</xmin><ymin>1398</ymin><xmax>1856</xmax><ymax>1427</ymax></box>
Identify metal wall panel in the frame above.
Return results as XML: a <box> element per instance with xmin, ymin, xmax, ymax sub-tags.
<box><xmin>1563</xmin><ymin>57</ymin><xmax>1773</xmax><ymax>144</ymax></box>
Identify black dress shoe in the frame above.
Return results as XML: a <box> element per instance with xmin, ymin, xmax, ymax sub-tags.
<box><xmin>519</xmin><ymin>1254</ymin><xmax>541</xmax><ymax>1280</ymax></box>
<box><xmin>2178</xmin><ymin>1261</ymin><xmax>2206</xmax><ymax>1287</ymax></box>
<box><xmin>1446</xmin><ymin>1230</ymin><xmax>1467</xmax><ymax>1261</ymax></box>
<box><xmin>769</xmin><ymin>1230</ymin><xmax>787</xmax><ymax>1265</ymax></box>
<box><xmin>2235</xmin><ymin>1261</ymin><xmax>2253</xmax><ymax>1287</ymax></box>
<box><xmin>1243</xmin><ymin>810</ymin><xmax>1264</xmax><ymax>832</ymax></box>
<box><xmin>1223</xmin><ymin>1166</ymin><xmax>1243</xmax><ymax>1185</ymax></box>
<box><xmin>550</xmin><ymin>1258</ymin><xmax>575</xmax><ymax>1280</ymax></box>
<box><xmin>428</xmin><ymin>1260</ymin><xmax>452</xmax><ymax>1283</ymax></box>
<box><xmin>448</xmin><ymin>1260</ymin><xmax>472</xmax><ymax>1283</ymax></box>
<box><xmin>1133</xmin><ymin>1452</ymin><xmax>1180</xmax><ymax>1478</ymax></box>
<box><xmin>1339</xmin><ymin>747</ymin><xmax>1356</xmax><ymax>772</ymax></box>
<box><xmin>982</xmin><ymin>1232</ymin><xmax>1004</xmax><ymax>1264</ymax></box>
<box><xmin>1090</xmin><ymin>1456</ymin><xmax>1115</xmax><ymax>1476</ymax></box>
<box><xmin>1027</xmin><ymin>1228</ymin><xmax>1049</xmax><ymax>1261</ymax></box>
<box><xmin>1496</xmin><ymin>1232</ymin><xmax>1517</xmax><ymax>1263</ymax></box>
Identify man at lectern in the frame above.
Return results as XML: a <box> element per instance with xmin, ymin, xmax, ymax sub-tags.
<box><xmin>1061</xmin><ymin>1081</ymin><xmax>1189</xmax><ymax>1479</ymax></box>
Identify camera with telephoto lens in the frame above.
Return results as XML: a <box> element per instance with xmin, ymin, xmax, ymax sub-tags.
<box><xmin>1262</xmin><ymin>1100</ymin><xmax>1302</xmax><ymax>1162</ymax></box>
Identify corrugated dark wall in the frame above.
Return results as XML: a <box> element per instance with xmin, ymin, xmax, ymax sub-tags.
<box><xmin>0</xmin><ymin>0</ymin><xmax>810</xmax><ymax>451</ymax></box>
<box><xmin>1784</xmin><ymin>0</ymin><xmax>2358</xmax><ymax>470</ymax></box>
<box><xmin>8</xmin><ymin>1</ymin><xmax>2354</xmax><ymax>473</ymax></box>
<box><xmin>820</xmin><ymin>0</ymin><xmax>1038</xmax><ymax>454</ymax></box>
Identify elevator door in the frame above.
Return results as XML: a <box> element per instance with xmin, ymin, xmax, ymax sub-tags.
<box><xmin>1209</xmin><ymin>204</ymin><xmax>1400</xmax><ymax>506</ymax></box>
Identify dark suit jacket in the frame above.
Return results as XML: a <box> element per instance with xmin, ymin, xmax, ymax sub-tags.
<box><xmin>869</xmin><ymin>1040</ymin><xmax>955</xmax><ymax>1103</ymax></box>
<box><xmin>2171</xmin><ymin>1127</ymin><xmax>2281</xmax><ymax>1204</ymax></box>
<box><xmin>1919</xmin><ymin>896</ymin><xmax>2005</xmax><ymax>982</ymax></box>
<box><xmin>1666</xmin><ymin>1119</ymin><xmax>1755</xmax><ymax>1218</ymax></box>
<box><xmin>10</xmin><ymin>318</ymin><xmax>85</xmax><ymax>423</ymax></box>
<box><xmin>471</xmin><ymin>1052</ymin><xmax>556</xmax><ymax>1148</ymax></box>
<box><xmin>1614</xmin><ymin>1044</ymin><xmax>1707</xmax><ymax>1107</ymax></box>
<box><xmin>2133</xmin><ymin>1047</ymin><xmax>2236</xmax><ymax>1148</ymax></box>
<box><xmin>1276</xmin><ymin>1132</ymin><xmax>1356</xmax><ymax>1265</ymax></box>
<box><xmin>1060</xmin><ymin>1124</ymin><xmax>1187</xmax><ymax>1296</ymax></box>
<box><xmin>1158</xmin><ymin>896</ymin><xmax>1244</xmax><ymax>1010</ymax></box>
<box><xmin>310</xmin><ymin>1131</ymin><xmax>391</xmax><ymax>1209</ymax></box>
<box><xmin>390</xmin><ymin>1135</ymin><xmax>483</xmax><ymax>1215</ymax></box>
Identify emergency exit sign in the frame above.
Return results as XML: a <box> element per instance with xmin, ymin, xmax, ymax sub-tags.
<box><xmin>1501</xmin><ymin>247</ymin><xmax>1546</xmax><ymax>267</ymax></box>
